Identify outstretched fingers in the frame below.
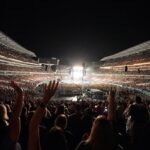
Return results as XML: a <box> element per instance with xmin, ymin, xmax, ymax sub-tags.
<box><xmin>48</xmin><ymin>80</ymin><xmax>59</xmax><ymax>94</ymax></box>
<box><xmin>48</xmin><ymin>81</ymin><xmax>52</xmax><ymax>90</ymax></box>
<box><xmin>54</xmin><ymin>81</ymin><xmax>59</xmax><ymax>91</ymax></box>
<box><xmin>43</xmin><ymin>80</ymin><xmax>59</xmax><ymax>104</ymax></box>
<box><xmin>10</xmin><ymin>81</ymin><xmax>23</xmax><ymax>95</ymax></box>
<box><xmin>50</xmin><ymin>80</ymin><xmax>55</xmax><ymax>91</ymax></box>
<box><xmin>50</xmin><ymin>80</ymin><xmax>59</xmax><ymax>96</ymax></box>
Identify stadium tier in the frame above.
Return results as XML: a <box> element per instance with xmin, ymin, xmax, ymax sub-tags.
<box><xmin>0</xmin><ymin>31</ymin><xmax>36</xmax><ymax>57</ymax></box>
<box><xmin>101</xmin><ymin>40</ymin><xmax>150</xmax><ymax>61</ymax></box>
<box><xmin>99</xmin><ymin>41</ymin><xmax>150</xmax><ymax>74</ymax></box>
<box><xmin>0</xmin><ymin>31</ymin><xmax>150</xmax><ymax>99</ymax></box>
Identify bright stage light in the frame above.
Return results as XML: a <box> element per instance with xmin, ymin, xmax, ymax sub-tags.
<box><xmin>72</xmin><ymin>96</ymin><xmax>77</xmax><ymax>101</ymax></box>
<box><xmin>72</xmin><ymin>66</ymin><xmax>84</xmax><ymax>80</ymax></box>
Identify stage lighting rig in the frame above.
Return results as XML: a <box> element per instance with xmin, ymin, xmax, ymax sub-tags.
<box><xmin>71</xmin><ymin>66</ymin><xmax>84</xmax><ymax>81</ymax></box>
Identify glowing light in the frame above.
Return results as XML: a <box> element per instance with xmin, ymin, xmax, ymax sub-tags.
<box><xmin>72</xmin><ymin>66</ymin><xmax>84</xmax><ymax>80</ymax></box>
<box><xmin>72</xmin><ymin>96</ymin><xmax>77</xmax><ymax>101</ymax></box>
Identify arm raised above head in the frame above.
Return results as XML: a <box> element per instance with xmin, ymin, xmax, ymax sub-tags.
<box><xmin>9</xmin><ymin>81</ymin><xmax>24</xmax><ymax>142</ymax></box>
<box><xmin>28</xmin><ymin>80</ymin><xmax>59</xmax><ymax>150</ymax></box>
<box><xmin>107</xmin><ymin>88</ymin><xmax>116</xmax><ymax>121</ymax></box>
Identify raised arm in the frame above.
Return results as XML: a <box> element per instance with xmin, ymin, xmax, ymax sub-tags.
<box><xmin>107</xmin><ymin>88</ymin><xmax>116</xmax><ymax>121</ymax></box>
<box><xmin>9</xmin><ymin>81</ymin><xmax>24</xmax><ymax>142</ymax></box>
<box><xmin>28</xmin><ymin>80</ymin><xmax>59</xmax><ymax>150</ymax></box>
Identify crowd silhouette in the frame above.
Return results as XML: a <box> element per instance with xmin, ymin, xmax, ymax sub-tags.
<box><xmin>0</xmin><ymin>80</ymin><xmax>150</xmax><ymax>150</ymax></box>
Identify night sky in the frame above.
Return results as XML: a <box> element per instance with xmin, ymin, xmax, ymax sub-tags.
<box><xmin>1</xmin><ymin>1</ymin><xmax>150</xmax><ymax>65</ymax></box>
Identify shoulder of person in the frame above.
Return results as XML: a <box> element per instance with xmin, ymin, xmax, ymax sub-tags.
<box><xmin>75</xmin><ymin>141</ymin><xmax>91</xmax><ymax>150</ymax></box>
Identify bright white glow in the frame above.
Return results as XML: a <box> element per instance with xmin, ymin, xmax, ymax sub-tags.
<box><xmin>72</xmin><ymin>96</ymin><xmax>77</xmax><ymax>101</ymax></box>
<box><xmin>72</xmin><ymin>66</ymin><xmax>84</xmax><ymax>80</ymax></box>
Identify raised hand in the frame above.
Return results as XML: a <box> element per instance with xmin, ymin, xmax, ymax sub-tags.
<box><xmin>10</xmin><ymin>81</ymin><xmax>23</xmax><ymax>97</ymax></box>
<box><xmin>9</xmin><ymin>81</ymin><xmax>24</xmax><ymax>142</ymax></box>
<box><xmin>109</xmin><ymin>87</ymin><xmax>116</xmax><ymax>99</ymax></box>
<box><xmin>42</xmin><ymin>80</ymin><xmax>59</xmax><ymax>105</ymax></box>
<box><xmin>28</xmin><ymin>80</ymin><xmax>59</xmax><ymax>150</ymax></box>
<box><xmin>10</xmin><ymin>81</ymin><xmax>24</xmax><ymax>115</ymax></box>
<box><xmin>107</xmin><ymin>87</ymin><xmax>116</xmax><ymax>121</ymax></box>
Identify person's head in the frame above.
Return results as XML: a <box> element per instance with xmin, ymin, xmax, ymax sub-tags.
<box><xmin>135</xmin><ymin>96</ymin><xmax>142</xmax><ymax>104</ymax></box>
<box><xmin>54</xmin><ymin>114</ymin><xmax>67</xmax><ymax>130</ymax></box>
<box><xmin>87</xmin><ymin>115</ymin><xmax>112</xmax><ymax>150</ymax></box>
<box><xmin>0</xmin><ymin>104</ymin><xmax>9</xmax><ymax>121</ymax></box>
<box><xmin>55</xmin><ymin>105</ymin><xmax>65</xmax><ymax>115</ymax></box>
<box><xmin>75</xmin><ymin>103</ymin><xmax>81</xmax><ymax>113</ymax></box>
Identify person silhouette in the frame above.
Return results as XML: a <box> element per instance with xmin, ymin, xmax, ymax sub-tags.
<box><xmin>125</xmin><ymin>65</ymin><xmax>128</xmax><ymax>72</ymax></box>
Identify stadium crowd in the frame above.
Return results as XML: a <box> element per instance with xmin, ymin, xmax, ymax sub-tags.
<box><xmin>0</xmin><ymin>33</ymin><xmax>150</xmax><ymax>150</ymax></box>
<box><xmin>0</xmin><ymin>64</ymin><xmax>44</xmax><ymax>73</ymax></box>
<box><xmin>0</xmin><ymin>80</ymin><xmax>150</xmax><ymax>150</ymax></box>
<box><xmin>0</xmin><ymin>44</ymin><xmax>37</xmax><ymax>63</ymax></box>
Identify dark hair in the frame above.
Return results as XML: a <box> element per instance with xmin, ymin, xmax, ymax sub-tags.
<box><xmin>136</xmin><ymin>96</ymin><xmax>142</xmax><ymax>104</ymax></box>
<box><xmin>86</xmin><ymin>115</ymin><xmax>112</xmax><ymax>150</ymax></box>
<box><xmin>54</xmin><ymin>114</ymin><xmax>67</xmax><ymax>129</ymax></box>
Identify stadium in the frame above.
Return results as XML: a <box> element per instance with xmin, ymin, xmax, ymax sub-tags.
<box><xmin>0</xmin><ymin>31</ymin><xmax>150</xmax><ymax>100</ymax></box>
<box><xmin>0</xmin><ymin>31</ymin><xmax>150</xmax><ymax>150</ymax></box>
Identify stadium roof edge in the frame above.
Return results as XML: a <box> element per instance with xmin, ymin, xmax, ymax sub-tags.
<box><xmin>100</xmin><ymin>40</ymin><xmax>150</xmax><ymax>61</ymax></box>
<box><xmin>0</xmin><ymin>31</ymin><xmax>37</xmax><ymax>57</ymax></box>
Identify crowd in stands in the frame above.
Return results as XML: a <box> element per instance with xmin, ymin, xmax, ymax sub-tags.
<box><xmin>101</xmin><ymin>50</ymin><xmax>150</xmax><ymax>67</ymax></box>
<box><xmin>0</xmin><ymin>80</ymin><xmax>150</xmax><ymax>150</ymax></box>
<box><xmin>0</xmin><ymin>63</ymin><xmax>45</xmax><ymax>73</ymax></box>
<box><xmin>0</xmin><ymin>47</ymin><xmax>55</xmax><ymax>74</ymax></box>
<box><xmin>0</xmin><ymin>44</ymin><xmax>37</xmax><ymax>63</ymax></box>
<box><xmin>99</xmin><ymin>50</ymin><xmax>150</xmax><ymax>75</ymax></box>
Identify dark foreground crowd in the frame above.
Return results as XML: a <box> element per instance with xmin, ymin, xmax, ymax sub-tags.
<box><xmin>0</xmin><ymin>81</ymin><xmax>150</xmax><ymax>150</ymax></box>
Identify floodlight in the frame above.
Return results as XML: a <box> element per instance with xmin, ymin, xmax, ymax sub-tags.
<box><xmin>72</xmin><ymin>66</ymin><xmax>84</xmax><ymax>80</ymax></box>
